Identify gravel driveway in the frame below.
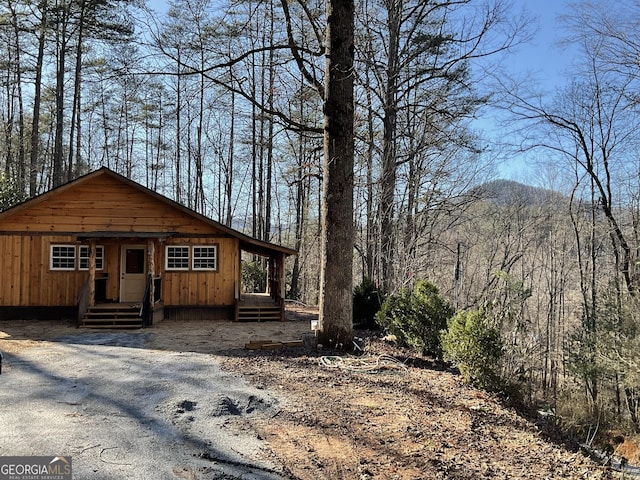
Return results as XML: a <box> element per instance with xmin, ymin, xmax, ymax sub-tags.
<box><xmin>0</xmin><ymin>332</ymin><xmax>290</xmax><ymax>480</ymax></box>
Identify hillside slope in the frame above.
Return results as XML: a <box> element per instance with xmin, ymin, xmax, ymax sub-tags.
<box><xmin>221</xmin><ymin>335</ymin><xmax>613</xmax><ymax>480</ymax></box>
<box><xmin>470</xmin><ymin>179</ymin><xmax>559</xmax><ymax>207</ymax></box>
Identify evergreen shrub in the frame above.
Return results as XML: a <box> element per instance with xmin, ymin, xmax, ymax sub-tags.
<box><xmin>353</xmin><ymin>278</ymin><xmax>383</xmax><ymax>329</ymax></box>
<box><xmin>375</xmin><ymin>280</ymin><xmax>453</xmax><ymax>356</ymax></box>
<box><xmin>441</xmin><ymin>309</ymin><xmax>504</xmax><ymax>390</ymax></box>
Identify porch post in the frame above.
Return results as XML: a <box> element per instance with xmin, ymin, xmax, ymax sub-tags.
<box><xmin>88</xmin><ymin>240</ymin><xmax>96</xmax><ymax>307</ymax></box>
<box><xmin>268</xmin><ymin>256</ymin><xmax>275</xmax><ymax>296</ymax></box>
<box><xmin>278</xmin><ymin>253</ymin><xmax>287</xmax><ymax>300</ymax></box>
<box><xmin>278</xmin><ymin>253</ymin><xmax>286</xmax><ymax>302</ymax></box>
<box><xmin>277</xmin><ymin>252</ymin><xmax>286</xmax><ymax>321</ymax></box>
<box><xmin>147</xmin><ymin>239</ymin><xmax>155</xmax><ymax>306</ymax></box>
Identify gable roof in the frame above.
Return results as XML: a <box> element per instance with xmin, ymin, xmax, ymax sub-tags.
<box><xmin>0</xmin><ymin>167</ymin><xmax>297</xmax><ymax>257</ymax></box>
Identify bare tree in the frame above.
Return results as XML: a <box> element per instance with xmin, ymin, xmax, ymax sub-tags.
<box><xmin>317</xmin><ymin>0</ymin><xmax>355</xmax><ymax>347</ymax></box>
<box><xmin>493</xmin><ymin>0</ymin><xmax>640</xmax><ymax>425</ymax></box>
<box><xmin>356</xmin><ymin>0</ymin><xmax>530</xmax><ymax>291</ymax></box>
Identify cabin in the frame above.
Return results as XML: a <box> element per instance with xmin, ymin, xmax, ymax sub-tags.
<box><xmin>0</xmin><ymin>167</ymin><xmax>296</xmax><ymax>328</ymax></box>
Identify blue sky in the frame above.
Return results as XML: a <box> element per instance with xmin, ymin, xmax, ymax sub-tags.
<box><xmin>146</xmin><ymin>0</ymin><xmax>577</xmax><ymax>184</ymax></box>
<box><xmin>487</xmin><ymin>0</ymin><xmax>578</xmax><ymax>182</ymax></box>
<box><xmin>514</xmin><ymin>0</ymin><xmax>573</xmax><ymax>91</ymax></box>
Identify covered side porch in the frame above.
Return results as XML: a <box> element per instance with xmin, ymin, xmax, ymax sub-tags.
<box><xmin>236</xmin><ymin>293</ymin><xmax>283</xmax><ymax>321</ymax></box>
<box><xmin>235</xmin><ymin>242</ymin><xmax>292</xmax><ymax>322</ymax></box>
<box><xmin>74</xmin><ymin>232</ymin><xmax>295</xmax><ymax>327</ymax></box>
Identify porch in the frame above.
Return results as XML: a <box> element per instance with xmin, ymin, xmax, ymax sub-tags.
<box><xmin>74</xmin><ymin>233</ymin><xmax>291</xmax><ymax>327</ymax></box>
<box><xmin>80</xmin><ymin>293</ymin><xmax>283</xmax><ymax>326</ymax></box>
<box><xmin>233</xmin><ymin>246</ymin><xmax>288</xmax><ymax>322</ymax></box>
<box><xmin>79</xmin><ymin>302</ymin><xmax>164</xmax><ymax>329</ymax></box>
<box><xmin>78</xmin><ymin>275</ymin><xmax>163</xmax><ymax>329</ymax></box>
<box><xmin>236</xmin><ymin>293</ymin><xmax>284</xmax><ymax>322</ymax></box>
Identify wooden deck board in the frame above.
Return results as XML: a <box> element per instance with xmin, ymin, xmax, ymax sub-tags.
<box><xmin>238</xmin><ymin>292</ymin><xmax>279</xmax><ymax>306</ymax></box>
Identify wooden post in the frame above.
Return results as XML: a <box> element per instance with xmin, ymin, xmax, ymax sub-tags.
<box><xmin>279</xmin><ymin>253</ymin><xmax>285</xmax><ymax>301</ymax></box>
<box><xmin>268</xmin><ymin>256</ymin><xmax>275</xmax><ymax>296</ymax></box>
<box><xmin>88</xmin><ymin>240</ymin><xmax>96</xmax><ymax>307</ymax></box>
<box><xmin>147</xmin><ymin>239</ymin><xmax>155</xmax><ymax>306</ymax></box>
<box><xmin>277</xmin><ymin>252</ymin><xmax>286</xmax><ymax>321</ymax></box>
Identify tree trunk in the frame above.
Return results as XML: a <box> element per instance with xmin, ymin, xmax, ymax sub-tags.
<box><xmin>195</xmin><ymin>48</ymin><xmax>205</xmax><ymax>213</ymax></box>
<box><xmin>67</xmin><ymin>0</ymin><xmax>86</xmax><ymax>181</ymax></box>
<box><xmin>3</xmin><ymin>35</ymin><xmax>15</xmax><ymax>177</ymax></box>
<box><xmin>29</xmin><ymin>0</ymin><xmax>48</xmax><ymax>196</ymax></box>
<box><xmin>377</xmin><ymin>0</ymin><xmax>401</xmax><ymax>291</ymax></box>
<box><xmin>226</xmin><ymin>88</ymin><xmax>235</xmax><ymax>227</ymax></box>
<box><xmin>318</xmin><ymin>0</ymin><xmax>355</xmax><ymax>348</ymax></box>
<box><xmin>175</xmin><ymin>46</ymin><xmax>182</xmax><ymax>203</ymax></box>
<box><xmin>53</xmin><ymin>1</ymin><xmax>69</xmax><ymax>187</ymax></box>
<box><xmin>365</xmin><ymin>80</ymin><xmax>375</xmax><ymax>282</ymax></box>
<box><xmin>8</xmin><ymin>0</ymin><xmax>27</xmax><ymax>194</ymax></box>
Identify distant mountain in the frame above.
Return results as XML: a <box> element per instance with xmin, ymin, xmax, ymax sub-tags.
<box><xmin>470</xmin><ymin>179</ymin><xmax>559</xmax><ymax>207</ymax></box>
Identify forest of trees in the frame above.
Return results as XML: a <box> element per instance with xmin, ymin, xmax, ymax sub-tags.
<box><xmin>3</xmin><ymin>0</ymin><xmax>640</xmax><ymax>439</ymax></box>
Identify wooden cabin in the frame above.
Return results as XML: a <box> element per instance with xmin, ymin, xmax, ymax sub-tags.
<box><xmin>0</xmin><ymin>168</ymin><xmax>296</xmax><ymax>328</ymax></box>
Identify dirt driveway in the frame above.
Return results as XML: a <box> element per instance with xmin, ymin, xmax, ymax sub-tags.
<box><xmin>0</xmin><ymin>313</ymin><xmax>313</xmax><ymax>480</ymax></box>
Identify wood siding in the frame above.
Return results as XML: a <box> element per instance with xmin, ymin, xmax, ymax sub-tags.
<box><xmin>0</xmin><ymin>234</ymin><xmax>86</xmax><ymax>306</ymax></box>
<box><xmin>0</xmin><ymin>173</ymin><xmax>239</xmax><ymax>308</ymax></box>
<box><xmin>0</xmin><ymin>174</ymin><xmax>221</xmax><ymax>234</ymax></box>
<box><xmin>162</xmin><ymin>237</ymin><xmax>238</xmax><ymax>306</ymax></box>
<box><xmin>0</xmin><ymin>235</ymin><xmax>238</xmax><ymax>308</ymax></box>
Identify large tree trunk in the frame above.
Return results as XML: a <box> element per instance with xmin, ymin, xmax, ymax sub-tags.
<box><xmin>318</xmin><ymin>0</ymin><xmax>355</xmax><ymax>348</ymax></box>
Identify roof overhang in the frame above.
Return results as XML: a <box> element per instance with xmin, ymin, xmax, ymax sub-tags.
<box><xmin>240</xmin><ymin>238</ymin><xmax>297</xmax><ymax>257</ymax></box>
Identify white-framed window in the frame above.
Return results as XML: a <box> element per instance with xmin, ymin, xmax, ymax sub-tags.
<box><xmin>192</xmin><ymin>245</ymin><xmax>218</xmax><ymax>271</ymax></box>
<box><xmin>165</xmin><ymin>246</ymin><xmax>190</xmax><ymax>270</ymax></box>
<box><xmin>79</xmin><ymin>245</ymin><xmax>104</xmax><ymax>270</ymax></box>
<box><xmin>50</xmin><ymin>245</ymin><xmax>76</xmax><ymax>270</ymax></box>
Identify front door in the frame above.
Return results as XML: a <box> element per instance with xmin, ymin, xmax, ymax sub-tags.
<box><xmin>120</xmin><ymin>245</ymin><xmax>147</xmax><ymax>302</ymax></box>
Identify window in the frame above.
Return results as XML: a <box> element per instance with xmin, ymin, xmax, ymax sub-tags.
<box><xmin>50</xmin><ymin>245</ymin><xmax>76</xmax><ymax>270</ymax></box>
<box><xmin>192</xmin><ymin>245</ymin><xmax>217</xmax><ymax>271</ymax></box>
<box><xmin>166</xmin><ymin>246</ymin><xmax>190</xmax><ymax>270</ymax></box>
<box><xmin>79</xmin><ymin>245</ymin><xmax>104</xmax><ymax>270</ymax></box>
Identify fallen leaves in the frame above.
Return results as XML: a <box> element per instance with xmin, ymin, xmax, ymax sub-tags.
<box><xmin>222</xmin><ymin>335</ymin><xmax>614</xmax><ymax>480</ymax></box>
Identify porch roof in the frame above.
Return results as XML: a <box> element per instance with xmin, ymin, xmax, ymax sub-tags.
<box><xmin>76</xmin><ymin>231</ymin><xmax>178</xmax><ymax>240</ymax></box>
<box><xmin>239</xmin><ymin>238</ymin><xmax>296</xmax><ymax>257</ymax></box>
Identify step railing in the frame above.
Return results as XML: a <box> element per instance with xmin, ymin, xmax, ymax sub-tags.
<box><xmin>141</xmin><ymin>275</ymin><xmax>162</xmax><ymax>327</ymax></box>
<box><xmin>76</xmin><ymin>275</ymin><xmax>91</xmax><ymax>326</ymax></box>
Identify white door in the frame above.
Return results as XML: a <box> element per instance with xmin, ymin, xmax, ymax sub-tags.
<box><xmin>120</xmin><ymin>245</ymin><xmax>147</xmax><ymax>303</ymax></box>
